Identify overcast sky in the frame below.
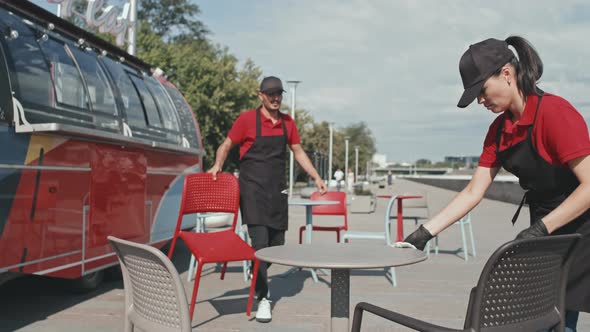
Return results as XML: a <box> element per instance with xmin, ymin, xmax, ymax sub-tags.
<box><xmin>32</xmin><ymin>0</ymin><xmax>590</xmax><ymax>163</ymax></box>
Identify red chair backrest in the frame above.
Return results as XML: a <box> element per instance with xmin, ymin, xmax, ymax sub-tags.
<box><xmin>177</xmin><ymin>172</ymin><xmax>240</xmax><ymax>230</ymax></box>
<box><xmin>310</xmin><ymin>191</ymin><xmax>347</xmax><ymax>216</ymax></box>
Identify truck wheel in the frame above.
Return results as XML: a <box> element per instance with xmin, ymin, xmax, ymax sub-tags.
<box><xmin>69</xmin><ymin>270</ymin><xmax>104</xmax><ymax>293</ymax></box>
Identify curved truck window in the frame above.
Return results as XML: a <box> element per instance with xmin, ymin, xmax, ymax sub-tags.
<box><xmin>128</xmin><ymin>74</ymin><xmax>162</xmax><ymax>128</ymax></box>
<box><xmin>145</xmin><ymin>77</ymin><xmax>179</xmax><ymax>131</ymax></box>
<box><xmin>68</xmin><ymin>47</ymin><xmax>117</xmax><ymax>115</ymax></box>
<box><xmin>164</xmin><ymin>85</ymin><xmax>200</xmax><ymax>149</ymax></box>
<box><xmin>101</xmin><ymin>57</ymin><xmax>147</xmax><ymax>128</ymax></box>
<box><xmin>0</xmin><ymin>9</ymin><xmax>54</xmax><ymax>108</ymax></box>
<box><xmin>39</xmin><ymin>39</ymin><xmax>88</xmax><ymax>110</ymax></box>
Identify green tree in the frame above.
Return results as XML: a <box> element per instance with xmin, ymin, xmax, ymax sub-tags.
<box><xmin>137</xmin><ymin>0</ymin><xmax>208</xmax><ymax>40</ymax></box>
<box><xmin>163</xmin><ymin>40</ymin><xmax>260</xmax><ymax>170</ymax></box>
<box><xmin>416</xmin><ymin>158</ymin><xmax>432</xmax><ymax>167</ymax></box>
<box><xmin>340</xmin><ymin>122</ymin><xmax>376</xmax><ymax>175</ymax></box>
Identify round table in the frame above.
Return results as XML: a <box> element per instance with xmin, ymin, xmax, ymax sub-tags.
<box><xmin>283</xmin><ymin>200</ymin><xmax>340</xmax><ymax>282</ymax></box>
<box><xmin>256</xmin><ymin>242</ymin><xmax>427</xmax><ymax>332</ymax></box>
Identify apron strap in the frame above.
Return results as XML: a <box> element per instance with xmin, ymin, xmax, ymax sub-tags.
<box><xmin>512</xmin><ymin>192</ymin><xmax>527</xmax><ymax>225</ymax></box>
<box><xmin>255</xmin><ymin>107</ymin><xmax>262</xmax><ymax>137</ymax></box>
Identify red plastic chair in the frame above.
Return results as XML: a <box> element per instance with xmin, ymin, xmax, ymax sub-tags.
<box><xmin>298</xmin><ymin>191</ymin><xmax>348</xmax><ymax>243</ymax></box>
<box><xmin>167</xmin><ymin>172</ymin><xmax>260</xmax><ymax>321</ymax></box>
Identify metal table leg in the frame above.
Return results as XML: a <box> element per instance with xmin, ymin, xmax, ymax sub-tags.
<box><xmin>331</xmin><ymin>269</ymin><xmax>350</xmax><ymax>332</ymax></box>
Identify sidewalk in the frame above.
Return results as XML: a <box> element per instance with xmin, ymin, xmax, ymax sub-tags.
<box><xmin>0</xmin><ymin>179</ymin><xmax>588</xmax><ymax>331</ymax></box>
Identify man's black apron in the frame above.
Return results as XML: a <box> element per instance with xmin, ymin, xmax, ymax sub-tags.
<box><xmin>496</xmin><ymin>94</ymin><xmax>590</xmax><ymax>312</ymax></box>
<box><xmin>239</xmin><ymin>109</ymin><xmax>289</xmax><ymax>230</ymax></box>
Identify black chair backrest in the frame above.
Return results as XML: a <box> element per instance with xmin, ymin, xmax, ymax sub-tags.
<box><xmin>465</xmin><ymin>234</ymin><xmax>581</xmax><ymax>332</ymax></box>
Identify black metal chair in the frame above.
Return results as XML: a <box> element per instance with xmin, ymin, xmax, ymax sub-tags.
<box><xmin>351</xmin><ymin>234</ymin><xmax>582</xmax><ymax>332</ymax></box>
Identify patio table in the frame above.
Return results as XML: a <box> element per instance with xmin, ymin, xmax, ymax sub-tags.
<box><xmin>256</xmin><ymin>242</ymin><xmax>426</xmax><ymax>332</ymax></box>
<box><xmin>376</xmin><ymin>194</ymin><xmax>423</xmax><ymax>241</ymax></box>
<box><xmin>278</xmin><ymin>200</ymin><xmax>340</xmax><ymax>282</ymax></box>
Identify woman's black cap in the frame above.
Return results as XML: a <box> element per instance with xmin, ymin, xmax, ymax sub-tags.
<box><xmin>457</xmin><ymin>38</ymin><xmax>515</xmax><ymax>108</ymax></box>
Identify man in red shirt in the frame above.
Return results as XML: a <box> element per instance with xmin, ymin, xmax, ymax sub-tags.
<box><xmin>209</xmin><ymin>76</ymin><xmax>326</xmax><ymax>323</ymax></box>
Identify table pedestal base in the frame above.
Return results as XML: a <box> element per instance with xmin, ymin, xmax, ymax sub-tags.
<box><xmin>331</xmin><ymin>269</ymin><xmax>350</xmax><ymax>332</ymax></box>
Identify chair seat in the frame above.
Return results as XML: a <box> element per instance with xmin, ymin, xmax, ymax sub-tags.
<box><xmin>342</xmin><ymin>231</ymin><xmax>386</xmax><ymax>241</ymax></box>
<box><xmin>180</xmin><ymin>229</ymin><xmax>256</xmax><ymax>263</ymax></box>
<box><xmin>301</xmin><ymin>225</ymin><xmax>346</xmax><ymax>231</ymax></box>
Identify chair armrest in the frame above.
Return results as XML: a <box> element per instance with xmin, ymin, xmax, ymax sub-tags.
<box><xmin>352</xmin><ymin>302</ymin><xmax>466</xmax><ymax>332</ymax></box>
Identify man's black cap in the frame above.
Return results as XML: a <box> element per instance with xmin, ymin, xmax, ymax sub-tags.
<box><xmin>457</xmin><ymin>38</ymin><xmax>515</xmax><ymax>108</ymax></box>
<box><xmin>259</xmin><ymin>76</ymin><xmax>285</xmax><ymax>94</ymax></box>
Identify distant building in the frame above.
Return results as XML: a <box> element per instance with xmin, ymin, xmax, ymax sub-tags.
<box><xmin>372</xmin><ymin>154</ymin><xmax>388</xmax><ymax>168</ymax></box>
<box><xmin>444</xmin><ymin>156</ymin><xmax>480</xmax><ymax>168</ymax></box>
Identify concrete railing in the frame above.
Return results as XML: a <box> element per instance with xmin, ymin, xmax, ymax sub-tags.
<box><xmin>406</xmin><ymin>175</ymin><xmax>525</xmax><ymax>205</ymax></box>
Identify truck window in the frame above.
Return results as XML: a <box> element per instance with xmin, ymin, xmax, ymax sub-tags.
<box><xmin>68</xmin><ymin>47</ymin><xmax>117</xmax><ymax>115</ymax></box>
<box><xmin>164</xmin><ymin>85</ymin><xmax>200</xmax><ymax>149</ymax></box>
<box><xmin>128</xmin><ymin>75</ymin><xmax>162</xmax><ymax>128</ymax></box>
<box><xmin>145</xmin><ymin>77</ymin><xmax>179</xmax><ymax>131</ymax></box>
<box><xmin>39</xmin><ymin>39</ymin><xmax>88</xmax><ymax>110</ymax></box>
<box><xmin>0</xmin><ymin>9</ymin><xmax>53</xmax><ymax>108</ymax></box>
<box><xmin>101</xmin><ymin>57</ymin><xmax>147</xmax><ymax>127</ymax></box>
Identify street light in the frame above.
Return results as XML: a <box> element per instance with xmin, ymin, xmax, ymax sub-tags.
<box><xmin>287</xmin><ymin>80</ymin><xmax>301</xmax><ymax>198</ymax></box>
<box><xmin>127</xmin><ymin>0</ymin><xmax>138</xmax><ymax>55</ymax></box>
<box><xmin>328</xmin><ymin>123</ymin><xmax>334</xmax><ymax>183</ymax></box>
<box><xmin>344</xmin><ymin>138</ymin><xmax>349</xmax><ymax>189</ymax></box>
<box><xmin>355</xmin><ymin>146</ymin><xmax>359</xmax><ymax>181</ymax></box>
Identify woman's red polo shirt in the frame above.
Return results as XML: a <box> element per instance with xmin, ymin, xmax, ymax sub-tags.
<box><xmin>479</xmin><ymin>93</ymin><xmax>590</xmax><ymax>168</ymax></box>
<box><xmin>228</xmin><ymin>109</ymin><xmax>301</xmax><ymax>159</ymax></box>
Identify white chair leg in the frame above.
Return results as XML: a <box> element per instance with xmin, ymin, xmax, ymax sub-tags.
<box><xmin>187</xmin><ymin>254</ymin><xmax>197</xmax><ymax>282</ymax></box>
<box><xmin>459</xmin><ymin>220</ymin><xmax>468</xmax><ymax>261</ymax></box>
<box><xmin>425</xmin><ymin>240</ymin><xmax>430</xmax><ymax>257</ymax></box>
<box><xmin>434</xmin><ymin>235</ymin><xmax>439</xmax><ymax>255</ymax></box>
<box><xmin>237</xmin><ymin>224</ymin><xmax>251</xmax><ymax>283</ymax></box>
<box><xmin>386</xmin><ymin>267</ymin><xmax>397</xmax><ymax>287</ymax></box>
<box><xmin>468</xmin><ymin>220</ymin><xmax>476</xmax><ymax>257</ymax></box>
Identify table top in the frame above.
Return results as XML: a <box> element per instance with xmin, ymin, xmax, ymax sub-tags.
<box><xmin>255</xmin><ymin>243</ymin><xmax>427</xmax><ymax>269</ymax></box>
<box><xmin>288</xmin><ymin>200</ymin><xmax>340</xmax><ymax>207</ymax></box>
<box><xmin>376</xmin><ymin>194</ymin><xmax>423</xmax><ymax>199</ymax></box>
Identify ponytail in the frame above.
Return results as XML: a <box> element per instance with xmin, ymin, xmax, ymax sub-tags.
<box><xmin>505</xmin><ymin>36</ymin><xmax>543</xmax><ymax>96</ymax></box>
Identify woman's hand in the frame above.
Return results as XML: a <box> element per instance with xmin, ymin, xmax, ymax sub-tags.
<box><xmin>403</xmin><ymin>225</ymin><xmax>434</xmax><ymax>251</ymax></box>
<box><xmin>516</xmin><ymin>219</ymin><xmax>549</xmax><ymax>239</ymax></box>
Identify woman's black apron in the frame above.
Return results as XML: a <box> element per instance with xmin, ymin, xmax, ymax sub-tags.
<box><xmin>496</xmin><ymin>94</ymin><xmax>590</xmax><ymax>312</ymax></box>
<box><xmin>239</xmin><ymin>109</ymin><xmax>289</xmax><ymax>230</ymax></box>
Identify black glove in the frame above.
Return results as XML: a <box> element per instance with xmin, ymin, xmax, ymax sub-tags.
<box><xmin>516</xmin><ymin>219</ymin><xmax>549</xmax><ymax>239</ymax></box>
<box><xmin>403</xmin><ymin>225</ymin><xmax>434</xmax><ymax>251</ymax></box>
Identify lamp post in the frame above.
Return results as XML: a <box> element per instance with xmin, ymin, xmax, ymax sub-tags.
<box><xmin>344</xmin><ymin>138</ymin><xmax>349</xmax><ymax>188</ymax></box>
<box><xmin>127</xmin><ymin>0</ymin><xmax>137</xmax><ymax>55</ymax></box>
<box><xmin>355</xmin><ymin>146</ymin><xmax>359</xmax><ymax>181</ymax></box>
<box><xmin>287</xmin><ymin>80</ymin><xmax>301</xmax><ymax>198</ymax></box>
<box><xmin>328</xmin><ymin>123</ymin><xmax>334</xmax><ymax>183</ymax></box>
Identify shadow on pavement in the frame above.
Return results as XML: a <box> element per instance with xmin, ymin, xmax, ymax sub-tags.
<box><xmin>0</xmin><ymin>275</ymin><xmax>123</xmax><ymax>332</ymax></box>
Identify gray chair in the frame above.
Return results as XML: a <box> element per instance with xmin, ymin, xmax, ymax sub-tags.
<box><xmin>108</xmin><ymin>236</ymin><xmax>191</xmax><ymax>332</ymax></box>
<box><xmin>424</xmin><ymin>213</ymin><xmax>476</xmax><ymax>261</ymax></box>
<box><xmin>340</xmin><ymin>195</ymin><xmax>398</xmax><ymax>287</ymax></box>
<box><xmin>454</xmin><ymin>212</ymin><xmax>476</xmax><ymax>261</ymax></box>
<box><xmin>351</xmin><ymin>234</ymin><xmax>582</xmax><ymax>332</ymax></box>
<box><xmin>403</xmin><ymin>193</ymin><xmax>476</xmax><ymax>261</ymax></box>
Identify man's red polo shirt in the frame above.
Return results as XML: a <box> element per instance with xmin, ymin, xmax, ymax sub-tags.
<box><xmin>228</xmin><ymin>109</ymin><xmax>301</xmax><ymax>159</ymax></box>
<box><xmin>479</xmin><ymin>93</ymin><xmax>590</xmax><ymax>168</ymax></box>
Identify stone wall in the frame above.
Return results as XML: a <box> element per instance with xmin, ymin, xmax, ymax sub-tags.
<box><xmin>406</xmin><ymin>176</ymin><xmax>525</xmax><ymax>205</ymax></box>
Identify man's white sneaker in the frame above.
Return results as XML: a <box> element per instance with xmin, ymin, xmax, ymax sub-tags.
<box><xmin>255</xmin><ymin>298</ymin><xmax>272</xmax><ymax>323</ymax></box>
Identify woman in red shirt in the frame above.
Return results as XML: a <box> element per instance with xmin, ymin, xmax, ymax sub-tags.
<box><xmin>404</xmin><ymin>36</ymin><xmax>590</xmax><ymax>331</ymax></box>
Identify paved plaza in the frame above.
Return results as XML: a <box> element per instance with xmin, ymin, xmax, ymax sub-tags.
<box><xmin>1</xmin><ymin>179</ymin><xmax>588</xmax><ymax>331</ymax></box>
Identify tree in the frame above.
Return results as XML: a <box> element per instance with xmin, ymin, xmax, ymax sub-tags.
<box><xmin>416</xmin><ymin>159</ymin><xmax>432</xmax><ymax>167</ymax></box>
<box><xmin>137</xmin><ymin>0</ymin><xmax>208</xmax><ymax>40</ymax></box>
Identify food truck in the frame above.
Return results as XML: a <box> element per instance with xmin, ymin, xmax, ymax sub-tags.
<box><xmin>0</xmin><ymin>0</ymin><xmax>203</xmax><ymax>289</ymax></box>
